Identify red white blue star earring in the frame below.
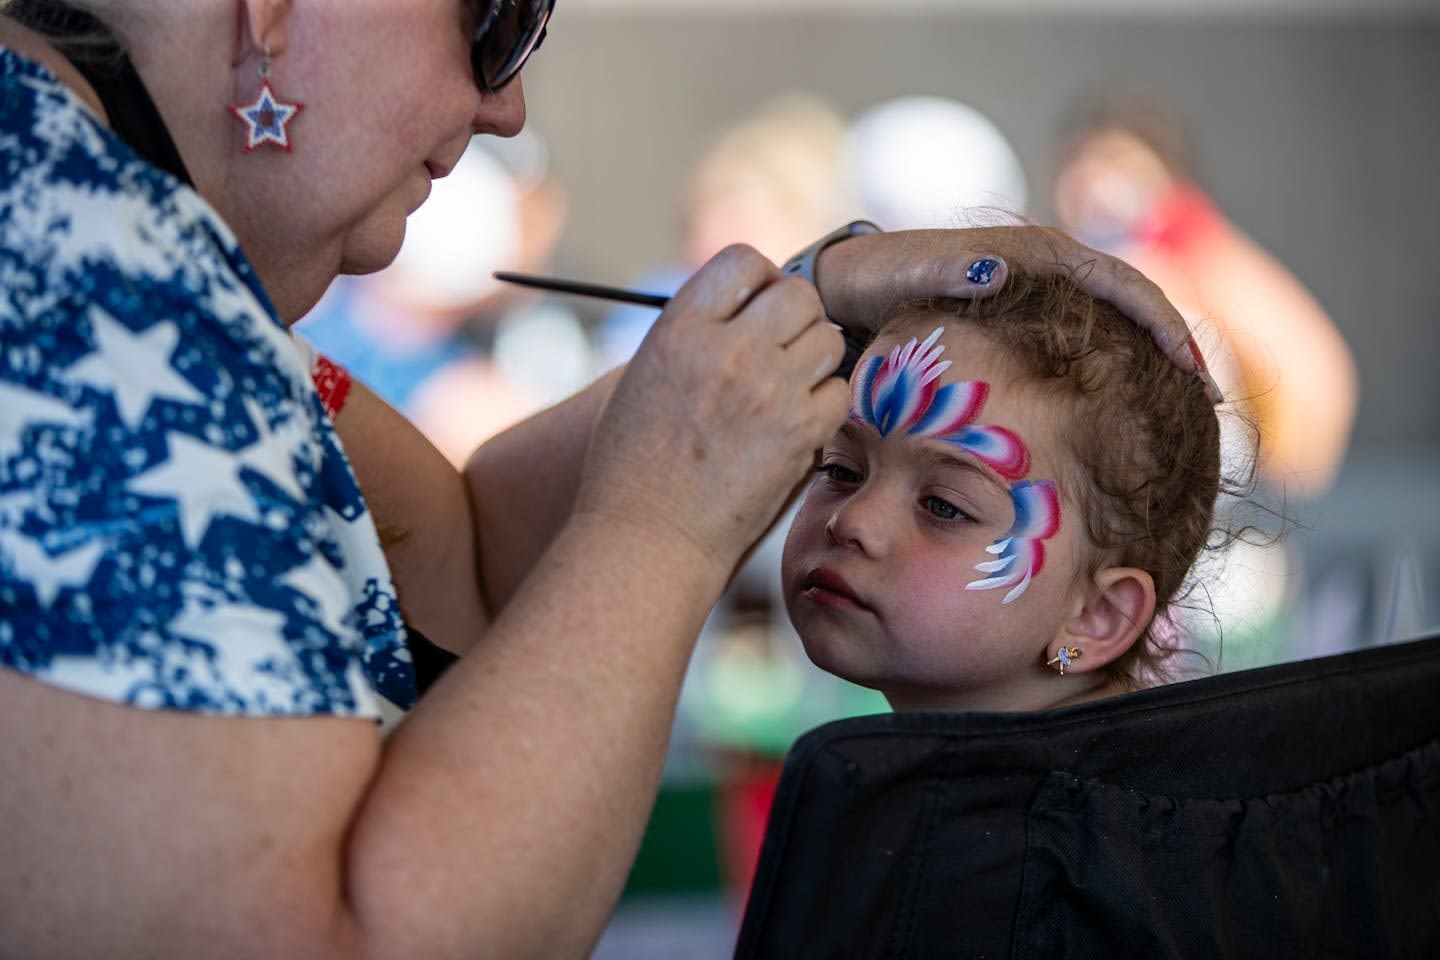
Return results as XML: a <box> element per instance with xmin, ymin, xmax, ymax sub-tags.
<box><xmin>228</xmin><ymin>41</ymin><xmax>303</xmax><ymax>153</ymax></box>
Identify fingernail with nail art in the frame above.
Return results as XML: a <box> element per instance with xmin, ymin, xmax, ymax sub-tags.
<box><xmin>1187</xmin><ymin>337</ymin><xmax>1224</xmax><ymax>404</ymax></box>
<box><xmin>1186</xmin><ymin>338</ymin><xmax>1210</xmax><ymax>375</ymax></box>
<box><xmin>966</xmin><ymin>258</ymin><xmax>1000</xmax><ymax>286</ymax></box>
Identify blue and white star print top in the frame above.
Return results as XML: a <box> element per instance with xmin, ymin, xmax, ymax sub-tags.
<box><xmin>0</xmin><ymin>48</ymin><xmax>417</xmax><ymax>717</ymax></box>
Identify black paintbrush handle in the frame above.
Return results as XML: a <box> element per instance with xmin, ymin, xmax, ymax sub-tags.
<box><xmin>492</xmin><ymin>270</ymin><xmax>863</xmax><ymax>379</ymax></box>
<box><xmin>493</xmin><ymin>271</ymin><xmax>671</xmax><ymax>308</ymax></box>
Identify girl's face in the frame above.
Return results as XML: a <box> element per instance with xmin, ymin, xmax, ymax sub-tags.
<box><xmin>782</xmin><ymin>321</ymin><xmax>1092</xmax><ymax>713</ymax></box>
<box><xmin>218</xmin><ymin>0</ymin><xmax>527</xmax><ymax>320</ymax></box>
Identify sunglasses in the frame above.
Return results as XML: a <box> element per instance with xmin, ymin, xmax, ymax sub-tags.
<box><xmin>471</xmin><ymin>0</ymin><xmax>555</xmax><ymax>93</ymax></box>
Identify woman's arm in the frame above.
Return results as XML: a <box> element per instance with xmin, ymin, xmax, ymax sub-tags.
<box><xmin>463</xmin><ymin>366</ymin><xmax>623</xmax><ymax>615</ymax></box>
<box><xmin>351</xmin><ymin>225</ymin><xmax>1219</xmax><ymax>646</ymax></box>
<box><xmin>0</xmin><ymin>246</ymin><xmax>848</xmax><ymax>960</ymax></box>
<box><xmin>331</xmin><ymin>379</ymin><xmax>491</xmax><ymax>653</ymax></box>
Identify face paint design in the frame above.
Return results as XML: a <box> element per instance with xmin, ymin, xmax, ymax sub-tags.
<box><xmin>966</xmin><ymin>478</ymin><xmax>1061</xmax><ymax>604</ymax></box>
<box><xmin>850</xmin><ymin>326</ymin><xmax>1061</xmax><ymax>603</ymax></box>
<box><xmin>850</xmin><ymin>327</ymin><xmax>1030</xmax><ymax>480</ymax></box>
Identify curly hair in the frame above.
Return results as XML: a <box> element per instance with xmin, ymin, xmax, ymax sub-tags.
<box><xmin>884</xmin><ymin>270</ymin><xmax>1234</xmax><ymax>689</ymax></box>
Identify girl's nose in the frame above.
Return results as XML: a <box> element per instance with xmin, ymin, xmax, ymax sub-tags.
<box><xmin>825</xmin><ymin>487</ymin><xmax>889</xmax><ymax>557</ymax></box>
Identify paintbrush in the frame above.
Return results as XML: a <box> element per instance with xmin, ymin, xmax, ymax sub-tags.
<box><xmin>492</xmin><ymin>270</ymin><xmax>864</xmax><ymax>379</ymax></box>
<box><xmin>493</xmin><ymin>271</ymin><xmax>671</xmax><ymax>308</ymax></box>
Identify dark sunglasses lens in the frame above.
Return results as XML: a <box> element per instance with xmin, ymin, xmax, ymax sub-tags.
<box><xmin>473</xmin><ymin>0</ymin><xmax>554</xmax><ymax>91</ymax></box>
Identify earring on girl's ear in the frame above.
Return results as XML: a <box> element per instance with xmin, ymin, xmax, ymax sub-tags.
<box><xmin>1046</xmin><ymin>646</ymin><xmax>1082</xmax><ymax>676</ymax></box>
<box><xmin>228</xmin><ymin>40</ymin><xmax>304</xmax><ymax>153</ymax></box>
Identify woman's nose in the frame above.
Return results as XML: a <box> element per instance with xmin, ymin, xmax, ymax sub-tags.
<box><xmin>474</xmin><ymin>77</ymin><xmax>527</xmax><ymax>137</ymax></box>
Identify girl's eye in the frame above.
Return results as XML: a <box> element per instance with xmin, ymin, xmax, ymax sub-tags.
<box><xmin>923</xmin><ymin>496</ymin><xmax>969</xmax><ymax>522</ymax></box>
<box><xmin>818</xmin><ymin>462</ymin><xmax>861</xmax><ymax>485</ymax></box>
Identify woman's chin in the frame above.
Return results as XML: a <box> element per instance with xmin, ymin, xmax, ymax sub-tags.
<box><xmin>336</xmin><ymin>210</ymin><xmax>410</xmax><ymax>278</ymax></box>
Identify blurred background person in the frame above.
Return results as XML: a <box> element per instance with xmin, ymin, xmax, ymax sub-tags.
<box><xmin>298</xmin><ymin>129</ymin><xmax>593</xmax><ymax>467</ymax></box>
<box><xmin>1052</xmin><ymin>90</ymin><xmax>1358</xmax><ymax>499</ymax></box>
<box><xmin>843</xmin><ymin>94</ymin><xmax>1030</xmax><ymax>229</ymax></box>
<box><xmin>1051</xmin><ymin>90</ymin><xmax>1361</xmax><ymax>669</ymax></box>
<box><xmin>596</xmin><ymin>92</ymin><xmax>854</xmax><ymax>368</ymax></box>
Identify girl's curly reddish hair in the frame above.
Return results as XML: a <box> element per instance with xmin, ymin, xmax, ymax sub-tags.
<box><xmin>887</xmin><ymin>268</ymin><xmax>1235</xmax><ymax>689</ymax></box>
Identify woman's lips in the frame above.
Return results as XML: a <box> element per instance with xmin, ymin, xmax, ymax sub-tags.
<box><xmin>802</xmin><ymin>567</ymin><xmax>871</xmax><ymax>612</ymax></box>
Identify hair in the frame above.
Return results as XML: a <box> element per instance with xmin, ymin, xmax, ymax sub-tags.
<box><xmin>1055</xmin><ymin>87</ymin><xmax>1201</xmax><ymax>187</ymax></box>
<box><xmin>884</xmin><ymin>269</ymin><xmax>1241</xmax><ymax>689</ymax></box>
<box><xmin>1</xmin><ymin>1</ymin><xmax>136</xmax><ymax>67</ymax></box>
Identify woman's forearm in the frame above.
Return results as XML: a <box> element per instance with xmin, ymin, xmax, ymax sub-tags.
<box><xmin>464</xmin><ymin>366</ymin><xmax>624</xmax><ymax>615</ymax></box>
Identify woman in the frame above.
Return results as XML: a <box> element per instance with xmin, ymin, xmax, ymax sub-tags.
<box><xmin>0</xmin><ymin>2</ymin><xmax>1213</xmax><ymax>957</ymax></box>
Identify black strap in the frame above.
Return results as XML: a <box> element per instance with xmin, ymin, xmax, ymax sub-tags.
<box><xmin>405</xmin><ymin>625</ymin><xmax>460</xmax><ymax>695</ymax></box>
<box><xmin>7</xmin><ymin>1</ymin><xmax>194</xmax><ymax>186</ymax></box>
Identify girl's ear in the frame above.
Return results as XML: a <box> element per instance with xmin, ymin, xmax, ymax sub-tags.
<box><xmin>1050</xmin><ymin>567</ymin><xmax>1157</xmax><ymax>673</ymax></box>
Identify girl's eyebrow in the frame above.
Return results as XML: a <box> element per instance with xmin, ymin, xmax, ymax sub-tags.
<box><xmin>917</xmin><ymin>444</ymin><xmax>1012</xmax><ymax>497</ymax></box>
<box><xmin>837</xmin><ymin>421</ymin><xmax>1015</xmax><ymax>497</ymax></box>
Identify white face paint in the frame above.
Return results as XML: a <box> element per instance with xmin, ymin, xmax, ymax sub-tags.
<box><xmin>847</xmin><ymin>327</ymin><xmax>1060</xmax><ymax>604</ymax></box>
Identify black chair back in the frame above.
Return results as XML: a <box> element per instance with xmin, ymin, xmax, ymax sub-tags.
<box><xmin>735</xmin><ymin>634</ymin><xmax>1440</xmax><ymax>959</ymax></box>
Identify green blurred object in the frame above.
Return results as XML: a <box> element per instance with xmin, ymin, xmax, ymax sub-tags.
<box><xmin>623</xmin><ymin>780</ymin><xmax>724</xmax><ymax>895</ymax></box>
<box><xmin>687</xmin><ymin>622</ymin><xmax>889</xmax><ymax>759</ymax></box>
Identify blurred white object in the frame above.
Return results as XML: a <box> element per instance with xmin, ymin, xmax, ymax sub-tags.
<box><xmin>494</xmin><ymin>302</ymin><xmax>595</xmax><ymax>404</ymax></box>
<box><xmin>845</xmin><ymin>95</ymin><xmax>1029</xmax><ymax>229</ymax></box>
<box><xmin>388</xmin><ymin>138</ymin><xmax>522</xmax><ymax>310</ymax></box>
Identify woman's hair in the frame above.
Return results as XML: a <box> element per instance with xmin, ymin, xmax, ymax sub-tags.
<box><xmin>887</xmin><ymin>269</ymin><xmax>1238</xmax><ymax>689</ymax></box>
<box><xmin>2</xmin><ymin>1</ymin><xmax>131</xmax><ymax>65</ymax></box>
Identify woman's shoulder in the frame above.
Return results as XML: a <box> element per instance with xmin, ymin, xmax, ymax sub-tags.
<box><xmin>2</xmin><ymin>41</ymin><xmax>283</xmax><ymax>364</ymax></box>
<box><xmin>0</xmin><ymin>45</ymin><xmax>415</xmax><ymax>722</ymax></box>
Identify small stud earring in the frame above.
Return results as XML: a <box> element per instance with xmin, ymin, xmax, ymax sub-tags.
<box><xmin>1046</xmin><ymin>646</ymin><xmax>1082</xmax><ymax>676</ymax></box>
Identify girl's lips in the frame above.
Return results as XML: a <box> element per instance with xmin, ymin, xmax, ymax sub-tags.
<box><xmin>802</xmin><ymin>567</ymin><xmax>871</xmax><ymax>612</ymax></box>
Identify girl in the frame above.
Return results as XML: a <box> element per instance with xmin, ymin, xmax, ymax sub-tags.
<box><xmin>784</xmin><ymin>271</ymin><xmax>1224</xmax><ymax>712</ymax></box>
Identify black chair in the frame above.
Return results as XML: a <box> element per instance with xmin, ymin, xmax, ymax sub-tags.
<box><xmin>734</xmin><ymin>633</ymin><xmax>1440</xmax><ymax>959</ymax></box>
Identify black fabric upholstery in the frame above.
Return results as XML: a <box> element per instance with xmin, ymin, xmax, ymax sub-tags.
<box><xmin>734</xmin><ymin>633</ymin><xmax>1440</xmax><ymax>959</ymax></box>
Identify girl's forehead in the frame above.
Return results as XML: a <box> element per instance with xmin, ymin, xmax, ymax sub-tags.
<box><xmin>855</xmin><ymin>322</ymin><xmax>1067</xmax><ymax>481</ymax></box>
<box><xmin>869</xmin><ymin>319</ymin><xmax>998</xmax><ymax>366</ymax></box>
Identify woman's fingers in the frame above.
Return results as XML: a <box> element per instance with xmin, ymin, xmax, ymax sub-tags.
<box><xmin>1011</xmin><ymin>227</ymin><xmax>1224</xmax><ymax>403</ymax></box>
<box><xmin>814</xmin><ymin>226</ymin><xmax>1223</xmax><ymax>403</ymax></box>
<box><xmin>576</xmin><ymin>245</ymin><xmax>849</xmax><ymax>566</ymax></box>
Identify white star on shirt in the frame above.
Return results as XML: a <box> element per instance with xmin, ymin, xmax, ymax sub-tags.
<box><xmin>0</xmin><ymin>380</ymin><xmax>92</xmax><ymax>461</ymax></box>
<box><xmin>62</xmin><ymin>306</ymin><xmax>206</xmax><ymax>428</ymax></box>
<box><xmin>0</xmin><ymin>527</ymin><xmax>106</xmax><ymax>608</ymax></box>
<box><xmin>236</xmin><ymin>396</ymin><xmax>307</xmax><ymax>503</ymax></box>
<box><xmin>127</xmin><ymin>431</ymin><xmax>263</xmax><ymax>549</ymax></box>
<box><xmin>168</xmin><ymin>591</ymin><xmax>290</xmax><ymax>661</ymax></box>
<box><xmin>279</xmin><ymin>554</ymin><xmax>353</xmax><ymax>634</ymax></box>
<box><xmin>167</xmin><ymin>593</ymin><xmax>304</xmax><ymax>708</ymax></box>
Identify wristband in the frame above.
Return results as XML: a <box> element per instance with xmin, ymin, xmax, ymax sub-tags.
<box><xmin>312</xmin><ymin>353</ymin><xmax>352</xmax><ymax>419</ymax></box>
<box><xmin>781</xmin><ymin>220</ymin><xmax>882</xmax><ymax>381</ymax></box>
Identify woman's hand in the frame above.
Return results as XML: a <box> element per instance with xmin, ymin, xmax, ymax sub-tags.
<box><xmin>575</xmin><ymin>244</ymin><xmax>850</xmax><ymax>569</ymax></box>
<box><xmin>814</xmin><ymin>226</ymin><xmax>1223</xmax><ymax>403</ymax></box>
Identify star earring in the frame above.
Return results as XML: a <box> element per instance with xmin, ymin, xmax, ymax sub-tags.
<box><xmin>1046</xmin><ymin>645</ymin><xmax>1082</xmax><ymax>676</ymax></box>
<box><xmin>228</xmin><ymin>41</ymin><xmax>303</xmax><ymax>153</ymax></box>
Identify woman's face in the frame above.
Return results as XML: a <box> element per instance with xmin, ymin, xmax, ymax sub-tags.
<box><xmin>220</xmin><ymin>0</ymin><xmax>528</xmax><ymax>320</ymax></box>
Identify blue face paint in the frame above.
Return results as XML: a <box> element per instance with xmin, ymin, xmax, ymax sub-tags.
<box><xmin>850</xmin><ymin>326</ymin><xmax>1061</xmax><ymax>603</ymax></box>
